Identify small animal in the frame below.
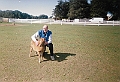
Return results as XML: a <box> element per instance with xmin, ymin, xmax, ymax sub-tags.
<box><xmin>29</xmin><ymin>38</ymin><xmax>45</xmax><ymax>63</ymax></box>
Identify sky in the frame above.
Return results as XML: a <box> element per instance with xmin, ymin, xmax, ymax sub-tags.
<box><xmin>0</xmin><ymin>0</ymin><xmax>58</xmax><ymax>17</ymax></box>
<box><xmin>0</xmin><ymin>0</ymin><xmax>91</xmax><ymax>17</ymax></box>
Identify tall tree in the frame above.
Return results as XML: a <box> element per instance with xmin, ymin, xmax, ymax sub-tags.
<box><xmin>53</xmin><ymin>0</ymin><xmax>69</xmax><ymax>19</ymax></box>
<box><xmin>106</xmin><ymin>0</ymin><xmax>120</xmax><ymax>20</ymax></box>
<box><xmin>90</xmin><ymin>0</ymin><xmax>120</xmax><ymax>20</ymax></box>
<box><xmin>68</xmin><ymin>0</ymin><xmax>90</xmax><ymax>19</ymax></box>
<box><xmin>90</xmin><ymin>0</ymin><xmax>106</xmax><ymax>18</ymax></box>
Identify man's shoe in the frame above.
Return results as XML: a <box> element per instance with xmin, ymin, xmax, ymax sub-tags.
<box><xmin>50</xmin><ymin>56</ymin><xmax>55</xmax><ymax>61</ymax></box>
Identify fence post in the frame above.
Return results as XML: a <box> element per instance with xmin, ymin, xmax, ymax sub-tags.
<box><xmin>113</xmin><ymin>20</ymin><xmax>114</xmax><ymax>26</ymax></box>
<box><xmin>119</xmin><ymin>21</ymin><xmax>120</xmax><ymax>26</ymax></box>
<box><xmin>31</xmin><ymin>20</ymin><xmax>32</xmax><ymax>24</ymax></box>
<box><xmin>61</xmin><ymin>21</ymin><xmax>62</xmax><ymax>25</ymax></box>
<box><xmin>98</xmin><ymin>21</ymin><xmax>100</xmax><ymax>26</ymax></box>
<box><xmin>84</xmin><ymin>21</ymin><xmax>86</xmax><ymax>26</ymax></box>
<box><xmin>49</xmin><ymin>20</ymin><xmax>51</xmax><ymax>25</ymax></box>
<box><xmin>39</xmin><ymin>19</ymin><xmax>41</xmax><ymax>24</ymax></box>
<box><xmin>72</xmin><ymin>20</ymin><xmax>74</xmax><ymax>25</ymax></box>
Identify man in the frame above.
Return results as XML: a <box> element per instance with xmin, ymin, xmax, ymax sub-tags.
<box><xmin>31</xmin><ymin>25</ymin><xmax>55</xmax><ymax>60</ymax></box>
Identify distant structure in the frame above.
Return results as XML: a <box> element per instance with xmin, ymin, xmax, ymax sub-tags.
<box><xmin>0</xmin><ymin>17</ymin><xmax>9</xmax><ymax>22</ymax></box>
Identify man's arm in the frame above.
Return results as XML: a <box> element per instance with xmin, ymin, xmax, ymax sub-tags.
<box><xmin>31</xmin><ymin>31</ymin><xmax>39</xmax><ymax>42</ymax></box>
<box><xmin>48</xmin><ymin>34</ymin><xmax>52</xmax><ymax>43</ymax></box>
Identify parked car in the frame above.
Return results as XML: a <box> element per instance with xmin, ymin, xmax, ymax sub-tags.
<box><xmin>89</xmin><ymin>17</ymin><xmax>103</xmax><ymax>23</ymax></box>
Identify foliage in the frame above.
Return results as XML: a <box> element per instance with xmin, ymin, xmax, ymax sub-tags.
<box><xmin>0</xmin><ymin>10</ymin><xmax>48</xmax><ymax>19</ymax></box>
<box><xmin>53</xmin><ymin>0</ymin><xmax>120</xmax><ymax>20</ymax></box>
<box><xmin>90</xmin><ymin>0</ymin><xmax>120</xmax><ymax>20</ymax></box>
<box><xmin>90</xmin><ymin>0</ymin><xmax>106</xmax><ymax>18</ymax></box>
<box><xmin>53</xmin><ymin>0</ymin><xmax>69</xmax><ymax>20</ymax></box>
<box><xmin>53</xmin><ymin>0</ymin><xmax>90</xmax><ymax>20</ymax></box>
<box><xmin>0</xmin><ymin>0</ymin><xmax>120</xmax><ymax>20</ymax></box>
<box><xmin>38</xmin><ymin>14</ymin><xmax>48</xmax><ymax>19</ymax></box>
<box><xmin>68</xmin><ymin>0</ymin><xmax>90</xmax><ymax>19</ymax></box>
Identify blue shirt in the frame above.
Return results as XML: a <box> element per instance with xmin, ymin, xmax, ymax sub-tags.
<box><xmin>38</xmin><ymin>30</ymin><xmax>52</xmax><ymax>42</ymax></box>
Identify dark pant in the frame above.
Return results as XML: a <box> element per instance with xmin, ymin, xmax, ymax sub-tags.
<box><xmin>45</xmin><ymin>43</ymin><xmax>53</xmax><ymax>56</ymax></box>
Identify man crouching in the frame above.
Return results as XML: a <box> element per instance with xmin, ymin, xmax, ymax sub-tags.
<box><xmin>31</xmin><ymin>25</ymin><xmax>55</xmax><ymax>61</ymax></box>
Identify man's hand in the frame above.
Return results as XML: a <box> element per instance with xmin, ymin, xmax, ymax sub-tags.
<box><xmin>35</xmin><ymin>41</ymin><xmax>39</xmax><ymax>46</ymax></box>
<box><xmin>45</xmin><ymin>41</ymin><xmax>48</xmax><ymax>45</ymax></box>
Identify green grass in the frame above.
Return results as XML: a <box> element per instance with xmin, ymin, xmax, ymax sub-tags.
<box><xmin>0</xmin><ymin>23</ymin><xmax>120</xmax><ymax>82</ymax></box>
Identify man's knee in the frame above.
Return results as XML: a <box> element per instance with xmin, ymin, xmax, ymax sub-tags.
<box><xmin>46</xmin><ymin>43</ymin><xmax>53</xmax><ymax>47</ymax></box>
<box><xmin>49</xmin><ymin>43</ymin><xmax>53</xmax><ymax>46</ymax></box>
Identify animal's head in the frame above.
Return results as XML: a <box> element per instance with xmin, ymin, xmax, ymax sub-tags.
<box><xmin>38</xmin><ymin>38</ymin><xmax>45</xmax><ymax>47</ymax></box>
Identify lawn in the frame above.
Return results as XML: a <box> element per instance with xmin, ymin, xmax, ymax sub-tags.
<box><xmin>0</xmin><ymin>23</ymin><xmax>120</xmax><ymax>82</ymax></box>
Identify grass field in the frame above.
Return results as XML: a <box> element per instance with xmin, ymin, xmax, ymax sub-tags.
<box><xmin>0</xmin><ymin>23</ymin><xmax>120</xmax><ymax>82</ymax></box>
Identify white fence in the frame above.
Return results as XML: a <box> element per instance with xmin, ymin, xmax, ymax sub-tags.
<box><xmin>9</xmin><ymin>18</ymin><xmax>54</xmax><ymax>24</ymax></box>
<box><xmin>9</xmin><ymin>18</ymin><xmax>120</xmax><ymax>26</ymax></box>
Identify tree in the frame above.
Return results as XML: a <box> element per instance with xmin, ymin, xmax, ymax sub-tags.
<box><xmin>90</xmin><ymin>0</ymin><xmax>120</xmax><ymax>20</ymax></box>
<box><xmin>106</xmin><ymin>0</ymin><xmax>120</xmax><ymax>20</ymax></box>
<box><xmin>90</xmin><ymin>0</ymin><xmax>106</xmax><ymax>18</ymax></box>
<box><xmin>53</xmin><ymin>0</ymin><xmax>69</xmax><ymax>20</ymax></box>
<box><xmin>38</xmin><ymin>14</ymin><xmax>48</xmax><ymax>19</ymax></box>
<box><xmin>0</xmin><ymin>10</ymin><xmax>48</xmax><ymax>19</ymax></box>
<box><xmin>68</xmin><ymin>0</ymin><xmax>90</xmax><ymax>19</ymax></box>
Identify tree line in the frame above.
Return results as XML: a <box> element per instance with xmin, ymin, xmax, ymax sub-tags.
<box><xmin>0</xmin><ymin>0</ymin><xmax>120</xmax><ymax>20</ymax></box>
<box><xmin>53</xmin><ymin>0</ymin><xmax>120</xmax><ymax>20</ymax></box>
<box><xmin>0</xmin><ymin>10</ymin><xmax>48</xmax><ymax>19</ymax></box>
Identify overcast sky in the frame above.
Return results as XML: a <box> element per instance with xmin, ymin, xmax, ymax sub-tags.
<box><xmin>0</xmin><ymin>0</ymin><xmax>91</xmax><ymax>17</ymax></box>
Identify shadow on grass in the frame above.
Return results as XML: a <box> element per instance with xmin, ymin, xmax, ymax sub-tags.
<box><xmin>30</xmin><ymin>52</ymin><xmax>76</xmax><ymax>62</ymax></box>
<box><xmin>43</xmin><ymin>52</ymin><xmax>76</xmax><ymax>62</ymax></box>
<box><xmin>54</xmin><ymin>53</ymin><xmax>76</xmax><ymax>62</ymax></box>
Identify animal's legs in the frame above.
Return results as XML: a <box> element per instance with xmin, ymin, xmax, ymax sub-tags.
<box><xmin>35</xmin><ymin>51</ymin><xmax>38</xmax><ymax>56</ymax></box>
<box><xmin>41</xmin><ymin>52</ymin><xmax>44</xmax><ymax>62</ymax></box>
<box><xmin>38</xmin><ymin>52</ymin><xmax>41</xmax><ymax>63</ymax></box>
<box><xmin>38</xmin><ymin>52</ymin><xmax>44</xmax><ymax>63</ymax></box>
